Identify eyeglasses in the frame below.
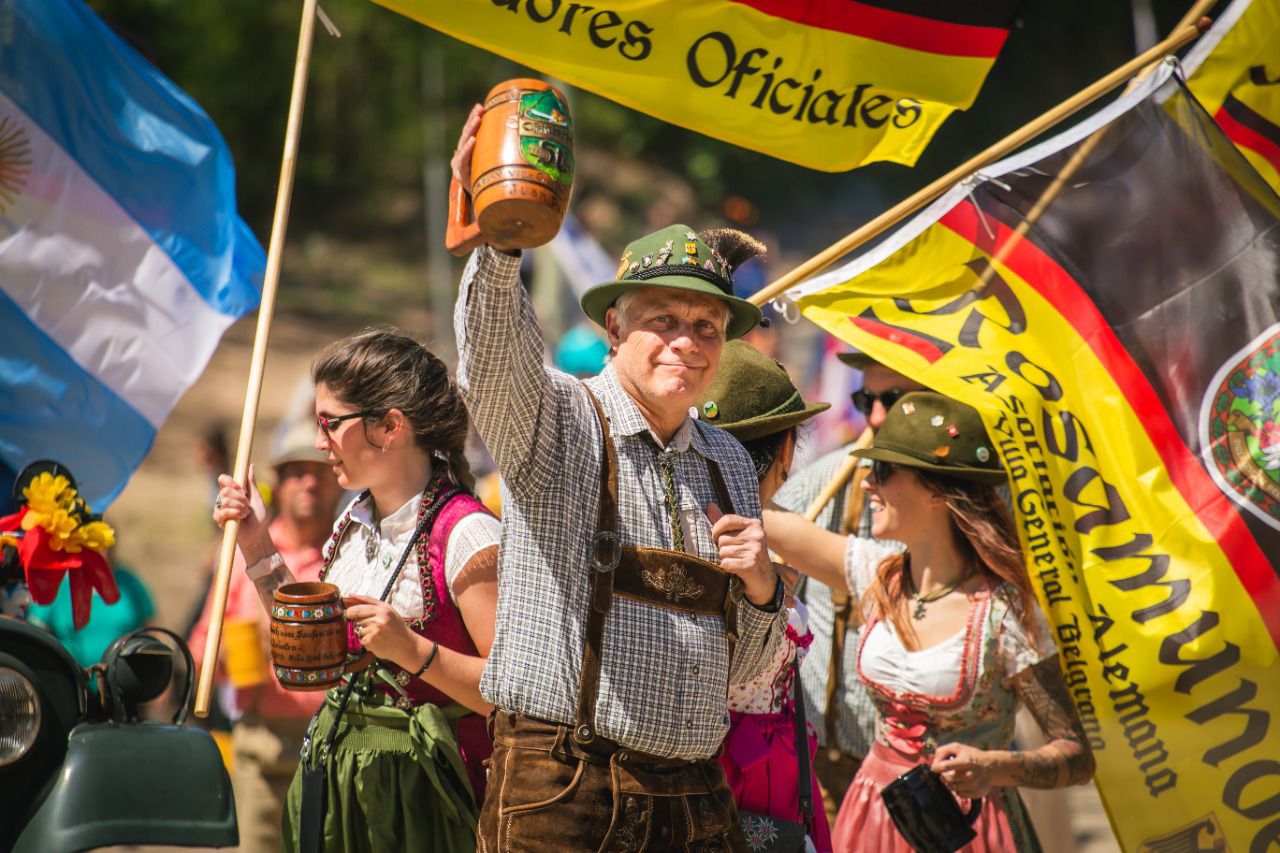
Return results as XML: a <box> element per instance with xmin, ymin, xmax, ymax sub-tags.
<box><xmin>851</xmin><ymin>388</ymin><xmax>905</xmax><ymax>416</ymax></box>
<box><xmin>316</xmin><ymin>410</ymin><xmax>374</xmax><ymax>437</ymax></box>
<box><xmin>870</xmin><ymin>460</ymin><xmax>899</xmax><ymax>484</ymax></box>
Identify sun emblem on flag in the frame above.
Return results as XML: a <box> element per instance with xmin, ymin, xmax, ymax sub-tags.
<box><xmin>0</xmin><ymin>113</ymin><xmax>32</xmax><ymax>213</ymax></box>
<box><xmin>1201</xmin><ymin>324</ymin><xmax>1280</xmax><ymax>531</ymax></box>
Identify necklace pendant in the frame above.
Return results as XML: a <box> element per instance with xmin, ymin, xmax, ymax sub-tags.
<box><xmin>912</xmin><ymin>599</ymin><xmax>927</xmax><ymax>620</ymax></box>
<box><xmin>365</xmin><ymin>535</ymin><xmax>379</xmax><ymax>563</ymax></box>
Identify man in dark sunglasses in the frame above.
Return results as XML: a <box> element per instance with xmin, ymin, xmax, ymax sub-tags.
<box><xmin>764</xmin><ymin>349</ymin><xmax>925</xmax><ymax>824</ymax></box>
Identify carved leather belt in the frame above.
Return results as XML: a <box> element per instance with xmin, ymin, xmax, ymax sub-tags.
<box><xmin>574</xmin><ymin>388</ymin><xmax>741</xmax><ymax>746</ymax></box>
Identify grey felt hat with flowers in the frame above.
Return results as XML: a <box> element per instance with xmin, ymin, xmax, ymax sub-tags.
<box><xmin>851</xmin><ymin>391</ymin><xmax>1005</xmax><ymax>484</ymax></box>
<box><xmin>694</xmin><ymin>341</ymin><xmax>829</xmax><ymax>442</ymax></box>
<box><xmin>580</xmin><ymin>223</ymin><xmax>763</xmax><ymax>340</ymax></box>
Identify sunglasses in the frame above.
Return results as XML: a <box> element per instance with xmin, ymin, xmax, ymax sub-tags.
<box><xmin>316</xmin><ymin>410</ymin><xmax>375</xmax><ymax>437</ymax></box>
<box><xmin>870</xmin><ymin>460</ymin><xmax>900</xmax><ymax>484</ymax></box>
<box><xmin>851</xmin><ymin>388</ymin><xmax>906</xmax><ymax>416</ymax></box>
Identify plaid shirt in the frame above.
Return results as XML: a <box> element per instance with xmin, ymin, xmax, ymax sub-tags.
<box><xmin>455</xmin><ymin>246</ymin><xmax>784</xmax><ymax>759</ymax></box>
<box><xmin>772</xmin><ymin>443</ymin><xmax>882</xmax><ymax>758</ymax></box>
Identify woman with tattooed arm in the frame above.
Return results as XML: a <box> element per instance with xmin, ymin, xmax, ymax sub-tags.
<box><xmin>764</xmin><ymin>392</ymin><xmax>1094</xmax><ymax>851</ymax></box>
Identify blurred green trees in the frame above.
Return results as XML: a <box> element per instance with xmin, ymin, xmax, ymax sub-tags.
<box><xmin>89</xmin><ymin>0</ymin><xmax>1225</xmax><ymax>261</ymax></box>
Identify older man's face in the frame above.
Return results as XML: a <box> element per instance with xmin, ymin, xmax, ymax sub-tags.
<box><xmin>605</xmin><ymin>286</ymin><xmax>727</xmax><ymax>421</ymax></box>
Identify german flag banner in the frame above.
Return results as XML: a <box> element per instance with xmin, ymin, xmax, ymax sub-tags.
<box><xmin>1182</xmin><ymin>0</ymin><xmax>1280</xmax><ymax>195</ymax></box>
<box><xmin>787</xmin><ymin>63</ymin><xmax>1280</xmax><ymax>851</ymax></box>
<box><xmin>371</xmin><ymin>0</ymin><xmax>1017</xmax><ymax>171</ymax></box>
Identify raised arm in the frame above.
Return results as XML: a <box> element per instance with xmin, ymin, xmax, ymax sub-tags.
<box><xmin>450</xmin><ymin>107</ymin><xmax>562</xmax><ymax>492</ymax></box>
<box><xmin>762</xmin><ymin>504</ymin><xmax>850</xmax><ymax>592</ymax></box>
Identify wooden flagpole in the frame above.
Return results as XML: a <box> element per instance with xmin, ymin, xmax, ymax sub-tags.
<box><xmin>748</xmin><ymin>17</ymin><xmax>1210</xmax><ymax>309</ymax></box>
<box><xmin>970</xmin><ymin>0</ymin><xmax>1217</xmax><ymax>295</ymax></box>
<box><xmin>803</xmin><ymin>427</ymin><xmax>872</xmax><ymax>523</ymax></box>
<box><xmin>195</xmin><ymin>0</ymin><xmax>321</xmax><ymax>718</ymax></box>
<box><xmin>786</xmin><ymin>0</ymin><xmax>1213</xmax><ymax>549</ymax></box>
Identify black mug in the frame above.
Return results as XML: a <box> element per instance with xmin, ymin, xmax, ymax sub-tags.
<box><xmin>881</xmin><ymin>764</ymin><xmax>982</xmax><ymax>853</ymax></box>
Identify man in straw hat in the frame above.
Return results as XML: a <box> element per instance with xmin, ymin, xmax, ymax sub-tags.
<box><xmin>766</xmin><ymin>349</ymin><xmax>926</xmax><ymax>824</ymax></box>
<box><xmin>189</xmin><ymin>406</ymin><xmax>343</xmax><ymax>853</ymax></box>
<box><xmin>451</xmin><ymin>109</ymin><xmax>785</xmax><ymax>849</ymax></box>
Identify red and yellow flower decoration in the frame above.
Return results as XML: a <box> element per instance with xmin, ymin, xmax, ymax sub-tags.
<box><xmin>0</xmin><ymin>472</ymin><xmax>118</xmax><ymax>629</ymax></box>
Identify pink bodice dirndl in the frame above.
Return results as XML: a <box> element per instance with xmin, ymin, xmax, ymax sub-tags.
<box><xmin>720</xmin><ymin>619</ymin><xmax>834</xmax><ymax>852</ymax></box>
<box><xmin>332</xmin><ymin>489</ymin><xmax>496</xmax><ymax>804</ymax></box>
<box><xmin>831</xmin><ymin>585</ymin><xmax>1044</xmax><ymax>853</ymax></box>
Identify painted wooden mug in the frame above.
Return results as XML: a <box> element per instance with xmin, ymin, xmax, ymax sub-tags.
<box><xmin>269</xmin><ymin>582</ymin><xmax>372</xmax><ymax>691</ymax></box>
<box><xmin>446</xmin><ymin>78</ymin><xmax>574</xmax><ymax>255</ymax></box>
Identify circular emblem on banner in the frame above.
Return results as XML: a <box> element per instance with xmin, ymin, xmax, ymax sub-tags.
<box><xmin>1200</xmin><ymin>323</ymin><xmax>1280</xmax><ymax>531</ymax></box>
<box><xmin>0</xmin><ymin>114</ymin><xmax>32</xmax><ymax>214</ymax></box>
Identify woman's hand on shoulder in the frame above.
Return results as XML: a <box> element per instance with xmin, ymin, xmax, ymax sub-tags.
<box><xmin>344</xmin><ymin>595</ymin><xmax>420</xmax><ymax>670</ymax></box>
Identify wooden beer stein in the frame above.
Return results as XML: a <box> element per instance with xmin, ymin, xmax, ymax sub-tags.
<box><xmin>269</xmin><ymin>582</ymin><xmax>372</xmax><ymax>691</ymax></box>
<box><xmin>446</xmin><ymin>78</ymin><xmax>574</xmax><ymax>255</ymax></box>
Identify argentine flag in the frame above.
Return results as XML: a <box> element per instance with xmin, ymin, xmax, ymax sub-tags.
<box><xmin>0</xmin><ymin>0</ymin><xmax>265</xmax><ymax>509</ymax></box>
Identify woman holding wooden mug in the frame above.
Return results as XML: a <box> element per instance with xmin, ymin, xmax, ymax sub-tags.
<box><xmin>212</xmin><ymin>328</ymin><xmax>499</xmax><ymax>852</ymax></box>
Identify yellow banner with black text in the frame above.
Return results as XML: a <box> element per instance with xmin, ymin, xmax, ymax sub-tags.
<box><xmin>1182</xmin><ymin>0</ymin><xmax>1280</xmax><ymax>195</ymax></box>
<box><xmin>791</xmin><ymin>67</ymin><xmax>1280</xmax><ymax>852</ymax></box>
<box><xmin>372</xmin><ymin>0</ymin><xmax>1016</xmax><ymax>171</ymax></box>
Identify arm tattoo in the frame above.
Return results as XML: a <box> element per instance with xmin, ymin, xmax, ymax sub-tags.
<box><xmin>1010</xmin><ymin>657</ymin><xmax>1096</xmax><ymax>787</ymax></box>
<box><xmin>249</xmin><ymin>555</ymin><xmax>297</xmax><ymax>613</ymax></box>
<box><xmin>1009</xmin><ymin>750</ymin><xmax>1061</xmax><ymax>788</ymax></box>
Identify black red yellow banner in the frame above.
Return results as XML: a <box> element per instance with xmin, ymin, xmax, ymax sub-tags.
<box><xmin>371</xmin><ymin>0</ymin><xmax>1016</xmax><ymax>171</ymax></box>
<box><xmin>789</xmin><ymin>65</ymin><xmax>1280</xmax><ymax>852</ymax></box>
<box><xmin>1182</xmin><ymin>0</ymin><xmax>1280</xmax><ymax>194</ymax></box>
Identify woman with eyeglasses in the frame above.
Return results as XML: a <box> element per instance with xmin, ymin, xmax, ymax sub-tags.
<box><xmin>764</xmin><ymin>391</ymin><xmax>1094</xmax><ymax>852</ymax></box>
<box><xmin>212</xmin><ymin>328</ymin><xmax>499</xmax><ymax>852</ymax></box>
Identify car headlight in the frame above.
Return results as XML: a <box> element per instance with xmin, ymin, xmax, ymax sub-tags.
<box><xmin>0</xmin><ymin>666</ymin><xmax>41</xmax><ymax>767</ymax></box>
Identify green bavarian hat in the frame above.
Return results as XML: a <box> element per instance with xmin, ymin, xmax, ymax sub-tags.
<box><xmin>694</xmin><ymin>341</ymin><xmax>829</xmax><ymax>442</ymax></box>
<box><xmin>580</xmin><ymin>224</ymin><xmax>763</xmax><ymax>340</ymax></box>
<box><xmin>836</xmin><ymin>349</ymin><xmax>876</xmax><ymax>370</ymax></box>
<box><xmin>851</xmin><ymin>391</ymin><xmax>1006</xmax><ymax>484</ymax></box>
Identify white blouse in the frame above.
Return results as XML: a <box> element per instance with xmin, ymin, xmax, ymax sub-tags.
<box><xmin>324</xmin><ymin>490</ymin><xmax>500</xmax><ymax>618</ymax></box>
<box><xmin>844</xmin><ymin>535</ymin><xmax>1056</xmax><ymax>697</ymax></box>
<box><xmin>860</xmin><ymin>620</ymin><xmax>968</xmax><ymax>698</ymax></box>
<box><xmin>727</xmin><ymin>600</ymin><xmax>811</xmax><ymax>715</ymax></box>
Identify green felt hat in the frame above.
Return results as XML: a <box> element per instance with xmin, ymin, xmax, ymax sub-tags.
<box><xmin>694</xmin><ymin>341</ymin><xmax>829</xmax><ymax>442</ymax></box>
<box><xmin>836</xmin><ymin>349</ymin><xmax>876</xmax><ymax>370</ymax></box>
<box><xmin>580</xmin><ymin>224</ymin><xmax>763</xmax><ymax>340</ymax></box>
<box><xmin>852</xmin><ymin>391</ymin><xmax>1006</xmax><ymax>484</ymax></box>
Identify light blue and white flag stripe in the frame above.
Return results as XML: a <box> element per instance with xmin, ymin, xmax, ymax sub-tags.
<box><xmin>0</xmin><ymin>0</ymin><xmax>264</xmax><ymax>508</ymax></box>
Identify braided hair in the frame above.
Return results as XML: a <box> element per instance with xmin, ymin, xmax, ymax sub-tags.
<box><xmin>312</xmin><ymin>328</ymin><xmax>475</xmax><ymax>491</ymax></box>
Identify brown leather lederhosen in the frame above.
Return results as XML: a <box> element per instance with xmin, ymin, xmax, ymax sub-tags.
<box><xmin>573</xmin><ymin>389</ymin><xmax>743</xmax><ymax>748</ymax></box>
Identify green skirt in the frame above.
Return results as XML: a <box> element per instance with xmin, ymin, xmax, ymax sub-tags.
<box><xmin>282</xmin><ymin>687</ymin><xmax>478</xmax><ymax>853</ymax></box>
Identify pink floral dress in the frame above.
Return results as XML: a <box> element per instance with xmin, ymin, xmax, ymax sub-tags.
<box><xmin>721</xmin><ymin>602</ymin><xmax>834</xmax><ymax>852</ymax></box>
<box><xmin>832</xmin><ymin>543</ymin><xmax>1056</xmax><ymax>852</ymax></box>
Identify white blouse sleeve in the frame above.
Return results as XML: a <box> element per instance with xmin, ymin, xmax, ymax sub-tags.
<box><xmin>443</xmin><ymin>512</ymin><xmax>502</xmax><ymax>593</ymax></box>
<box><xmin>995</xmin><ymin>589</ymin><xmax>1058</xmax><ymax>684</ymax></box>
<box><xmin>842</xmin><ymin>536</ymin><xmax>905</xmax><ymax>601</ymax></box>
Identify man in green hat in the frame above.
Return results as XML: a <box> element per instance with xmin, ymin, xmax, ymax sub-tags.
<box><xmin>766</xmin><ymin>348</ymin><xmax>926</xmax><ymax>824</ymax></box>
<box><xmin>451</xmin><ymin>109</ymin><xmax>784</xmax><ymax>850</ymax></box>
